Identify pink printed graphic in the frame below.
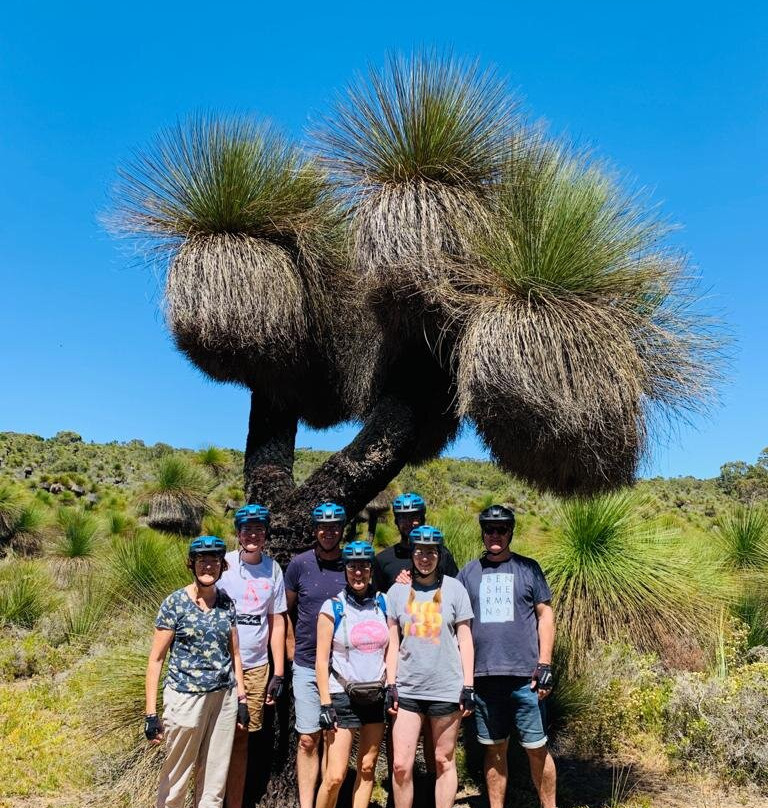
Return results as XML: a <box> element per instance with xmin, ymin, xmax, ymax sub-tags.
<box><xmin>349</xmin><ymin>620</ymin><xmax>388</xmax><ymax>653</ymax></box>
<box><xmin>244</xmin><ymin>579</ymin><xmax>270</xmax><ymax>609</ymax></box>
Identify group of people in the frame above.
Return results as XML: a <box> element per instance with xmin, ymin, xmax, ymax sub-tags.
<box><xmin>144</xmin><ymin>493</ymin><xmax>557</xmax><ymax>808</ymax></box>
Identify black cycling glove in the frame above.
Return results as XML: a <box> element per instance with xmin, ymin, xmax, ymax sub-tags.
<box><xmin>385</xmin><ymin>684</ymin><xmax>399</xmax><ymax>712</ymax></box>
<box><xmin>144</xmin><ymin>713</ymin><xmax>162</xmax><ymax>741</ymax></box>
<box><xmin>237</xmin><ymin>701</ymin><xmax>251</xmax><ymax>728</ymax></box>
<box><xmin>266</xmin><ymin>675</ymin><xmax>284</xmax><ymax>701</ymax></box>
<box><xmin>319</xmin><ymin>703</ymin><xmax>338</xmax><ymax>731</ymax></box>
<box><xmin>459</xmin><ymin>685</ymin><xmax>476</xmax><ymax>714</ymax></box>
<box><xmin>531</xmin><ymin>663</ymin><xmax>554</xmax><ymax>692</ymax></box>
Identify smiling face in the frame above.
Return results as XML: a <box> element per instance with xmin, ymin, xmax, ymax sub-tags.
<box><xmin>481</xmin><ymin>523</ymin><xmax>513</xmax><ymax>556</ymax></box>
<box><xmin>345</xmin><ymin>560</ymin><xmax>373</xmax><ymax>592</ymax></box>
<box><xmin>315</xmin><ymin>523</ymin><xmax>344</xmax><ymax>553</ymax></box>
<box><xmin>238</xmin><ymin>522</ymin><xmax>267</xmax><ymax>555</ymax></box>
<box><xmin>396</xmin><ymin>512</ymin><xmax>425</xmax><ymax>541</ymax></box>
<box><xmin>412</xmin><ymin>543</ymin><xmax>440</xmax><ymax>577</ymax></box>
<box><xmin>190</xmin><ymin>553</ymin><xmax>224</xmax><ymax>585</ymax></box>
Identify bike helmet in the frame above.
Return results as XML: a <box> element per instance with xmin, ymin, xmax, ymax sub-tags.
<box><xmin>342</xmin><ymin>540</ymin><xmax>375</xmax><ymax>563</ymax></box>
<box><xmin>188</xmin><ymin>535</ymin><xmax>227</xmax><ymax>558</ymax></box>
<box><xmin>312</xmin><ymin>501</ymin><xmax>346</xmax><ymax>524</ymax></box>
<box><xmin>408</xmin><ymin>525</ymin><xmax>444</xmax><ymax>547</ymax></box>
<box><xmin>234</xmin><ymin>504</ymin><xmax>269</xmax><ymax>530</ymax></box>
<box><xmin>393</xmin><ymin>492</ymin><xmax>426</xmax><ymax>516</ymax></box>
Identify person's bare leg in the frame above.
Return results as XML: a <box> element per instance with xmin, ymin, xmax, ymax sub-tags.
<box><xmin>297</xmin><ymin>731</ymin><xmax>321</xmax><ymax>808</ymax></box>
<box><xmin>315</xmin><ymin>728</ymin><xmax>354</xmax><ymax>808</ymax></box>
<box><xmin>428</xmin><ymin>712</ymin><xmax>461</xmax><ymax>808</ymax></box>
<box><xmin>225</xmin><ymin>727</ymin><xmax>249</xmax><ymax>808</ymax></box>
<box><xmin>391</xmin><ymin>709</ymin><xmax>422</xmax><ymax>808</ymax></box>
<box><xmin>483</xmin><ymin>740</ymin><xmax>508</xmax><ymax>808</ymax></box>
<box><xmin>352</xmin><ymin>723</ymin><xmax>385</xmax><ymax>808</ymax></box>
<box><xmin>525</xmin><ymin>746</ymin><xmax>557</xmax><ymax>808</ymax></box>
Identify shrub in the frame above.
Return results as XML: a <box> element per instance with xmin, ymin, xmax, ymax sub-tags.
<box><xmin>0</xmin><ymin>560</ymin><xmax>57</xmax><ymax>629</ymax></box>
<box><xmin>541</xmin><ymin>491</ymin><xmax>718</xmax><ymax>673</ymax></box>
<box><xmin>52</xmin><ymin>507</ymin><xmax>101</xmax><ymax>561</ymax></box>
<box><xmin>665</xmin><ymin>662</ymin><xmax>768</xmax><ymax>784</ymax></box>
<box><xmin>437</xmin><ymin>506</ymin><xmax>479</xmax><ymax>569</ymax></box>
<box><xmin>715</xmin><ymin>503</ymin><xmax>768</xmax><ymax>570</ymax></box>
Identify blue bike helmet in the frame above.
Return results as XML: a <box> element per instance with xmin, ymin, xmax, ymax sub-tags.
<box><xmin>408</xmin><ymin>525</ymin><xmax>444</xmax><ymax>548</ymax></box>
<box><xmin>234</xmin><ymin>504</ymin><xmax>269</xmax><ymax>530</ymax></box>
<box><xmin>393</xmin><ymin>492</ymin><xmax>426</xmax><ymax>516</ymax></box>
<box><xmin>342</xmin><ymin>540</ymin><xmax>375</xmax><ymax>563</ymax></box>
<box><xmin>188</xmin><ymin>535</ymin><xmax>227</xmax><ymax>557</ymax></box>
<box><xmin>312</xmin><ymin>501</ymin><xmax>346</xmax><ymax>524</ymax></box>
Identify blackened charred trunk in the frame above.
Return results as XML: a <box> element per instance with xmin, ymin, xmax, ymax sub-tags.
<box><xmin>244</xmin><ymin>391</ymin><xmax>298</xmax><ymax>509</ymax></box>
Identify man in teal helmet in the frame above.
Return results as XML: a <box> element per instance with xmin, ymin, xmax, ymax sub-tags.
<box><xmin>284</xmin><ymin>502</ymin><xmax>348</xmax><ymax>808</ymax></box>
<box><xmin>218</xmin><ymin>505</ymin><xmax>287</xmax><ymax>808</ymax></box>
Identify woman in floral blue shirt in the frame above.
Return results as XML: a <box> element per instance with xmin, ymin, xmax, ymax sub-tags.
<box><xmin>145</xmin><ymin>536</ymin><xmax>249</xmax><ymax>808</ymax></box>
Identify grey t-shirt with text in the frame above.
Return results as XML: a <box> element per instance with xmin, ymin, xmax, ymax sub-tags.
<box><xmin>456</xmin><ymin>553</ymin><xmax>552</xmax><ymax>678</ymax></box>
<box><xmin>386</xmin><ymin>576</ymin><xmax>473</xmax><ymax>702</ymax></box>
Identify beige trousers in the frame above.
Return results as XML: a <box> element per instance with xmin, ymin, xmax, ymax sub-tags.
<box><xmin>157</xmin><ymin>686</ymin><xmax>238</xmax><ymax>808</ymax></box>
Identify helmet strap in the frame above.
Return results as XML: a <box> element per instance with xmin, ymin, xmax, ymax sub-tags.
<box><xmin>345</xmin><ymin>582</ymin><xmax>374</xmax><ymax>604</ymax></box>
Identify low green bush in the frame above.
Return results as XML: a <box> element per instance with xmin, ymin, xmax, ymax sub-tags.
<box><xmin>0</xmin><ymin>560</ymin><xmax>58</xmax><ymax>629</ymax></box>
<box><xmin>665</xmin><ymin>662</ymin><xmax>768</xmax><ymax>784</ymax></box>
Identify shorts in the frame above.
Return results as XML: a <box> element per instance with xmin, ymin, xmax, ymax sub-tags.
<box><xmin>474</xmin><ymin>676</ymin><xmax>548</xmax><ymax>749</ymax></box>
<box><xmin>293</xmin><ymin>663</ymin><xmax>322</xmax><ymax>734</ymax></box>
<box><xmin>330</xmin><ymin>691</ymin><xmax>385</xmax><ymax>728</ymax></box>
<box><xmin>397</xmin><ymin>697</ymin><xmax>459</xmax><ymax>717</ymax></box>
<box><xmin>243</xmin><ymin>664</ymin><xmax>269</xmax><ymax>732</ymax></box>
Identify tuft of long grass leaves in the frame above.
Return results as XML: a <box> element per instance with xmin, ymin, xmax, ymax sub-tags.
<box><xmin>542</xmin><ymin>490</ymin><xmax>719</xmax><ymax>673</ymax></box>
<box><xmin>316</xmin><ymin>50</ymin><xmax>516</xmax><ymax>189</ymax></box>
<box><xmin>0</xmin><ymin>560</ymin><xmax>57</xmax><ymax>629</ymax></box>
<box><xmin>715</xmin><ymin>503</ymin><xmax>768</xmax><ymax>570</ymax></box>
<box><xmin>52</xmin><ymin>507</ymin><xmax>101</xmax><ymax>561</ymax></box>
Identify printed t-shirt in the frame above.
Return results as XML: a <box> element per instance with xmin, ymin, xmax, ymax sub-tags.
<box><xmin>456</xmin><ymin>553</ymin><xmax>552</xmax><ymax>677</ymax></box>
<box><xmin>155</xmin><ymin>587</ymin><xmax>236</xmax><ymax>693</ymax></box>
<box><xmin>373</xmin><ymin>542</ymin><xmax>459</xmax><ymax>592</ymax></box>
<box><xmin>385</xmin><ymin>576</ymin><xmax>473</xmax><ymax>702</ymax></box>
<box><xmin>284</xmin><ymin>549</ymin><xmax>346</xmax><ymax>668</ymax></box>
<box><xmin>319</xmin><ymin>590</ymin><xmax>389</xmax><ymax>694</ymax></box>
<box><xmin>218</xmin><ymin>551</ymin><xmax>287</xmax><ymax>669</ymax></box>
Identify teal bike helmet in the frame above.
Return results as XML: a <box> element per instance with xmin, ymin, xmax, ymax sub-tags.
<box><xmin>393</xmin><ymin>492</ymin><xmax>426</xmax><ymax>515</ymax></box>
<box><xmin>312</xmin><ymin>502</ymin><xmax>346</xmax><ymax>524</ymax></box>
<box><xmin>234</xmin><ymin>504</ymin><xmax>269</xmax><ymax>530</ymax></box>
<box><xmin>342</xmin><ymin>540</ymin><xmax>375</xmax><ymax>563</ymax></box>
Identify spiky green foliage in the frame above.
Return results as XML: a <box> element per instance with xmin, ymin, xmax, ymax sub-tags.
<box><xmin>112</xmin><ymin>116</ymin><xmax>332</xmax><ymax>243</ymax></box>
<box><xmin>0</xmin><ymin>561</ymin><xmax>57</xmax><ymax>629</ymax></box>
<box><xmin>107</xmin><ymin>530</ymin><xmax>189</xmax><ymax>607</ymax></box>
<box><xmin>62</xmin><ymin>575</ymin><xmax>114</xmax><ymax>645</ymax></box>
<box><xmin>735</xmin><ymin>584</ymin><xmax>768</xmax><ymax>648</ymax></box>
<box><xmin>437</xmin><ymin>505</ymin><xmax>479</xmax><ymax>569</ymax></box>
<box><xmin>715</xmin><ymin>504</ymin><xmax>768</xmax><ymax>570</ymax></box>
<box><xmin>542</xmin><ymin>491</ymin><xmax>717</xmax><ymax>672</ymax></box>
<box><xmin>318</xmin><ymin>51</ymin><xmax>514</xmax><ymax>188</ymax></box>
<box><xmin>196</xmin><ymin>444</ymin><xmax>230</xmax><ymax>478</ymax></box>
<box><xmin>455</xmin><ymin>143</ymin><xmax>723</xmax><ymax>494</ymax></box>
<box><xmin>144</xmin><ymin>455</ymin><xmax>211</xmax><ymax>536</ymax></box>
<box><xmin>52</xmin><ymin>507</ymin><xmax>101</xmax><ymax>561</ymax></box>
<box><xmin>0</xmin><ymin>482</ymin><xmax>25</xmax><ymax>540</ymax></box>
<box><xmin>105</xmin><ymin>510</ymin><xmax>136</xmax><ymax>537</ymax></box>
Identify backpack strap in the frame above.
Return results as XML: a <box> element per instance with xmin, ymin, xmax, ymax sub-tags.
<box><xmin>331</xmin><ymin>597</ymin><xmax>345</xmax><ymax>635</ymax></box>
<box><xmin>376</xmin><ymin>592</ymin><xmax>387</xmax><ymax>618</ymax></box>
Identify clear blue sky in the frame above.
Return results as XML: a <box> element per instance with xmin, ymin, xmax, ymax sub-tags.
<box><xmin>1</xmin><ymin>1</ymin><xmax>765</xmax><ymax>479</ymax></box>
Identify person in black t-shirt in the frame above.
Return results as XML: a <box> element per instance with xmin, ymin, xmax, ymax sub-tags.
<box><xmin>373</xmin><ymin>492</ymin><xmax>458</xmax><ymax>592</ymax></box>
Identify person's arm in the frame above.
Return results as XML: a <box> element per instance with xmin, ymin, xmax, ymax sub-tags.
<box><xmin>456</xmin><ymin>620</ymin><xmax>474</xmax><ymax>687</ymax></box>
<box><xmin>315</xmin><ymin>613</ymin><xmax>334</xmax><ymax>704</ymax></box>
<box><xmin>385</xmin><ymin>619</ymin><xmax>400</xmax><ymax>714</ymax></box>
<box><xmin>285</xmin><ymin>588</ymin><xmax>297</xmax><ymax>661</ymax></box>
<box><xmin>145</xmin><ymin>628</ymin><xmax>174</xmax><ymax>744</ymax></box>
<box><xmin>268</xmin><ymin>612</ymin><xmax>286</xmax><ymax>678</ymax></box>
<box><xmin>535</xmin><ymin>601</ymin><xmax>554</xmax><ymax>665</ymax></box>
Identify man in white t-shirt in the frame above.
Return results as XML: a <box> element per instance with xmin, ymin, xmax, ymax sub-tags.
<box><xmin>219</xmin><ymin>504</ymin><xmax>287</xmax><ymax>808</ymax></box>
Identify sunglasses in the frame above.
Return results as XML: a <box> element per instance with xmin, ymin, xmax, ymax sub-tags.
<box><xmin>483</xmin><ymin>526</ymin><xmax>511</xmax><ymax>536</ymax></box>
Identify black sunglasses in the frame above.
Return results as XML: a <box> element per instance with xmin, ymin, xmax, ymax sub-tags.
<box><xmin>483</xmin><ymin>526</ymin><xmax>511</xmax><ymax>535</ymax></box>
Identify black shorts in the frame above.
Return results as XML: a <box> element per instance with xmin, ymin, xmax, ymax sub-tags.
<box><xmin>331</xmin><ymin>691</ymin><xmax>385</xmax><ymax>728</ymax></box>
<box><xmin>397</xmin><ymin>697</ymin><xmax>459</xmax><ymax>717</ymax></box>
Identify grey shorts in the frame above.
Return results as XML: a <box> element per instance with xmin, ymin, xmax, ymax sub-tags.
<box><xmin>293</xmin><ymin>663</ymin><xmax>321</xmax><ymax>734</ymax></box>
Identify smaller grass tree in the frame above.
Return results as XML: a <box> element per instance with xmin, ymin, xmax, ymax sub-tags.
<box><xmin>144</xmin><ymin>455</ymin><xmax>212</xmax><ymax>536</ymax></box>
<box><xmin>542</xmin><ymin>490</ymin><xmax>718</xmax><ymax>673</ymax></box>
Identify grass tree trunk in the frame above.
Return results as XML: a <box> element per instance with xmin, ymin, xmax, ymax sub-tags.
<box><xmin>243</xmin><ymin>391</ymin><xmax>298</xmax><ymax>510</ymax></box>
<box><xmin>249</xmin><ymin>391</ymin><xmax>453</xmax><ymax>808</ymax></box>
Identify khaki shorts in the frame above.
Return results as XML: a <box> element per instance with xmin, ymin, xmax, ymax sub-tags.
<box><xmin>243</xmin><ymin>664</ymin><xmax>269</xmax><ymax>732</ymax></box>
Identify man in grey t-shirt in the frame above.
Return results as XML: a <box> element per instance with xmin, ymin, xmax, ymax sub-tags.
<box><xmin>456</xmin><ymin>505</ymin><xmax>557</xmax><ymax>808</ymax></box>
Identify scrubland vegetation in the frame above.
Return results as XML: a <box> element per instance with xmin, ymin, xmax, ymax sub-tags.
<box><xmin>1</xmin><ymin>430</ymin><xmax>768</xmax><ymax>807</ymax></box>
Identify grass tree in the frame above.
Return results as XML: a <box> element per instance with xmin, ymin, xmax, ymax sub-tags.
<box><xmin>110</xmin><ymin>52</ymin><xmax>724</xmax><ymax>807</ymax></box>
<box><xmin>143</xmin><ymin>455</ymin><xmax>211</xmax><ymax>536</ymax></box>
<box><xmin>196</xmin><ymin>445</ymin><xmax>230</xmax><ymax>479</ymax></box>
<box><xmin>541</xmin><ymin>491</ymin><xmax>719</xmax><ymax>673</ymax></box>
<box><xmin>51</xmin><ymin>507</ymin><xmax>101</xmax><ymax>577</ymax></box>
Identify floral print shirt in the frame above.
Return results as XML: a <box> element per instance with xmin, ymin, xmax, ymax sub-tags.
<box><xmin>155</xmin><ymin>587</ymin><xmax>237</xmax><ymax>693</ymax></box>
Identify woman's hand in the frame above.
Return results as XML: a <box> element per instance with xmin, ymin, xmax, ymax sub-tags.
<box><xmin>144</xmin><ymin>714</ymin><xmax>164</xmax><ymax>745</ymax></box>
